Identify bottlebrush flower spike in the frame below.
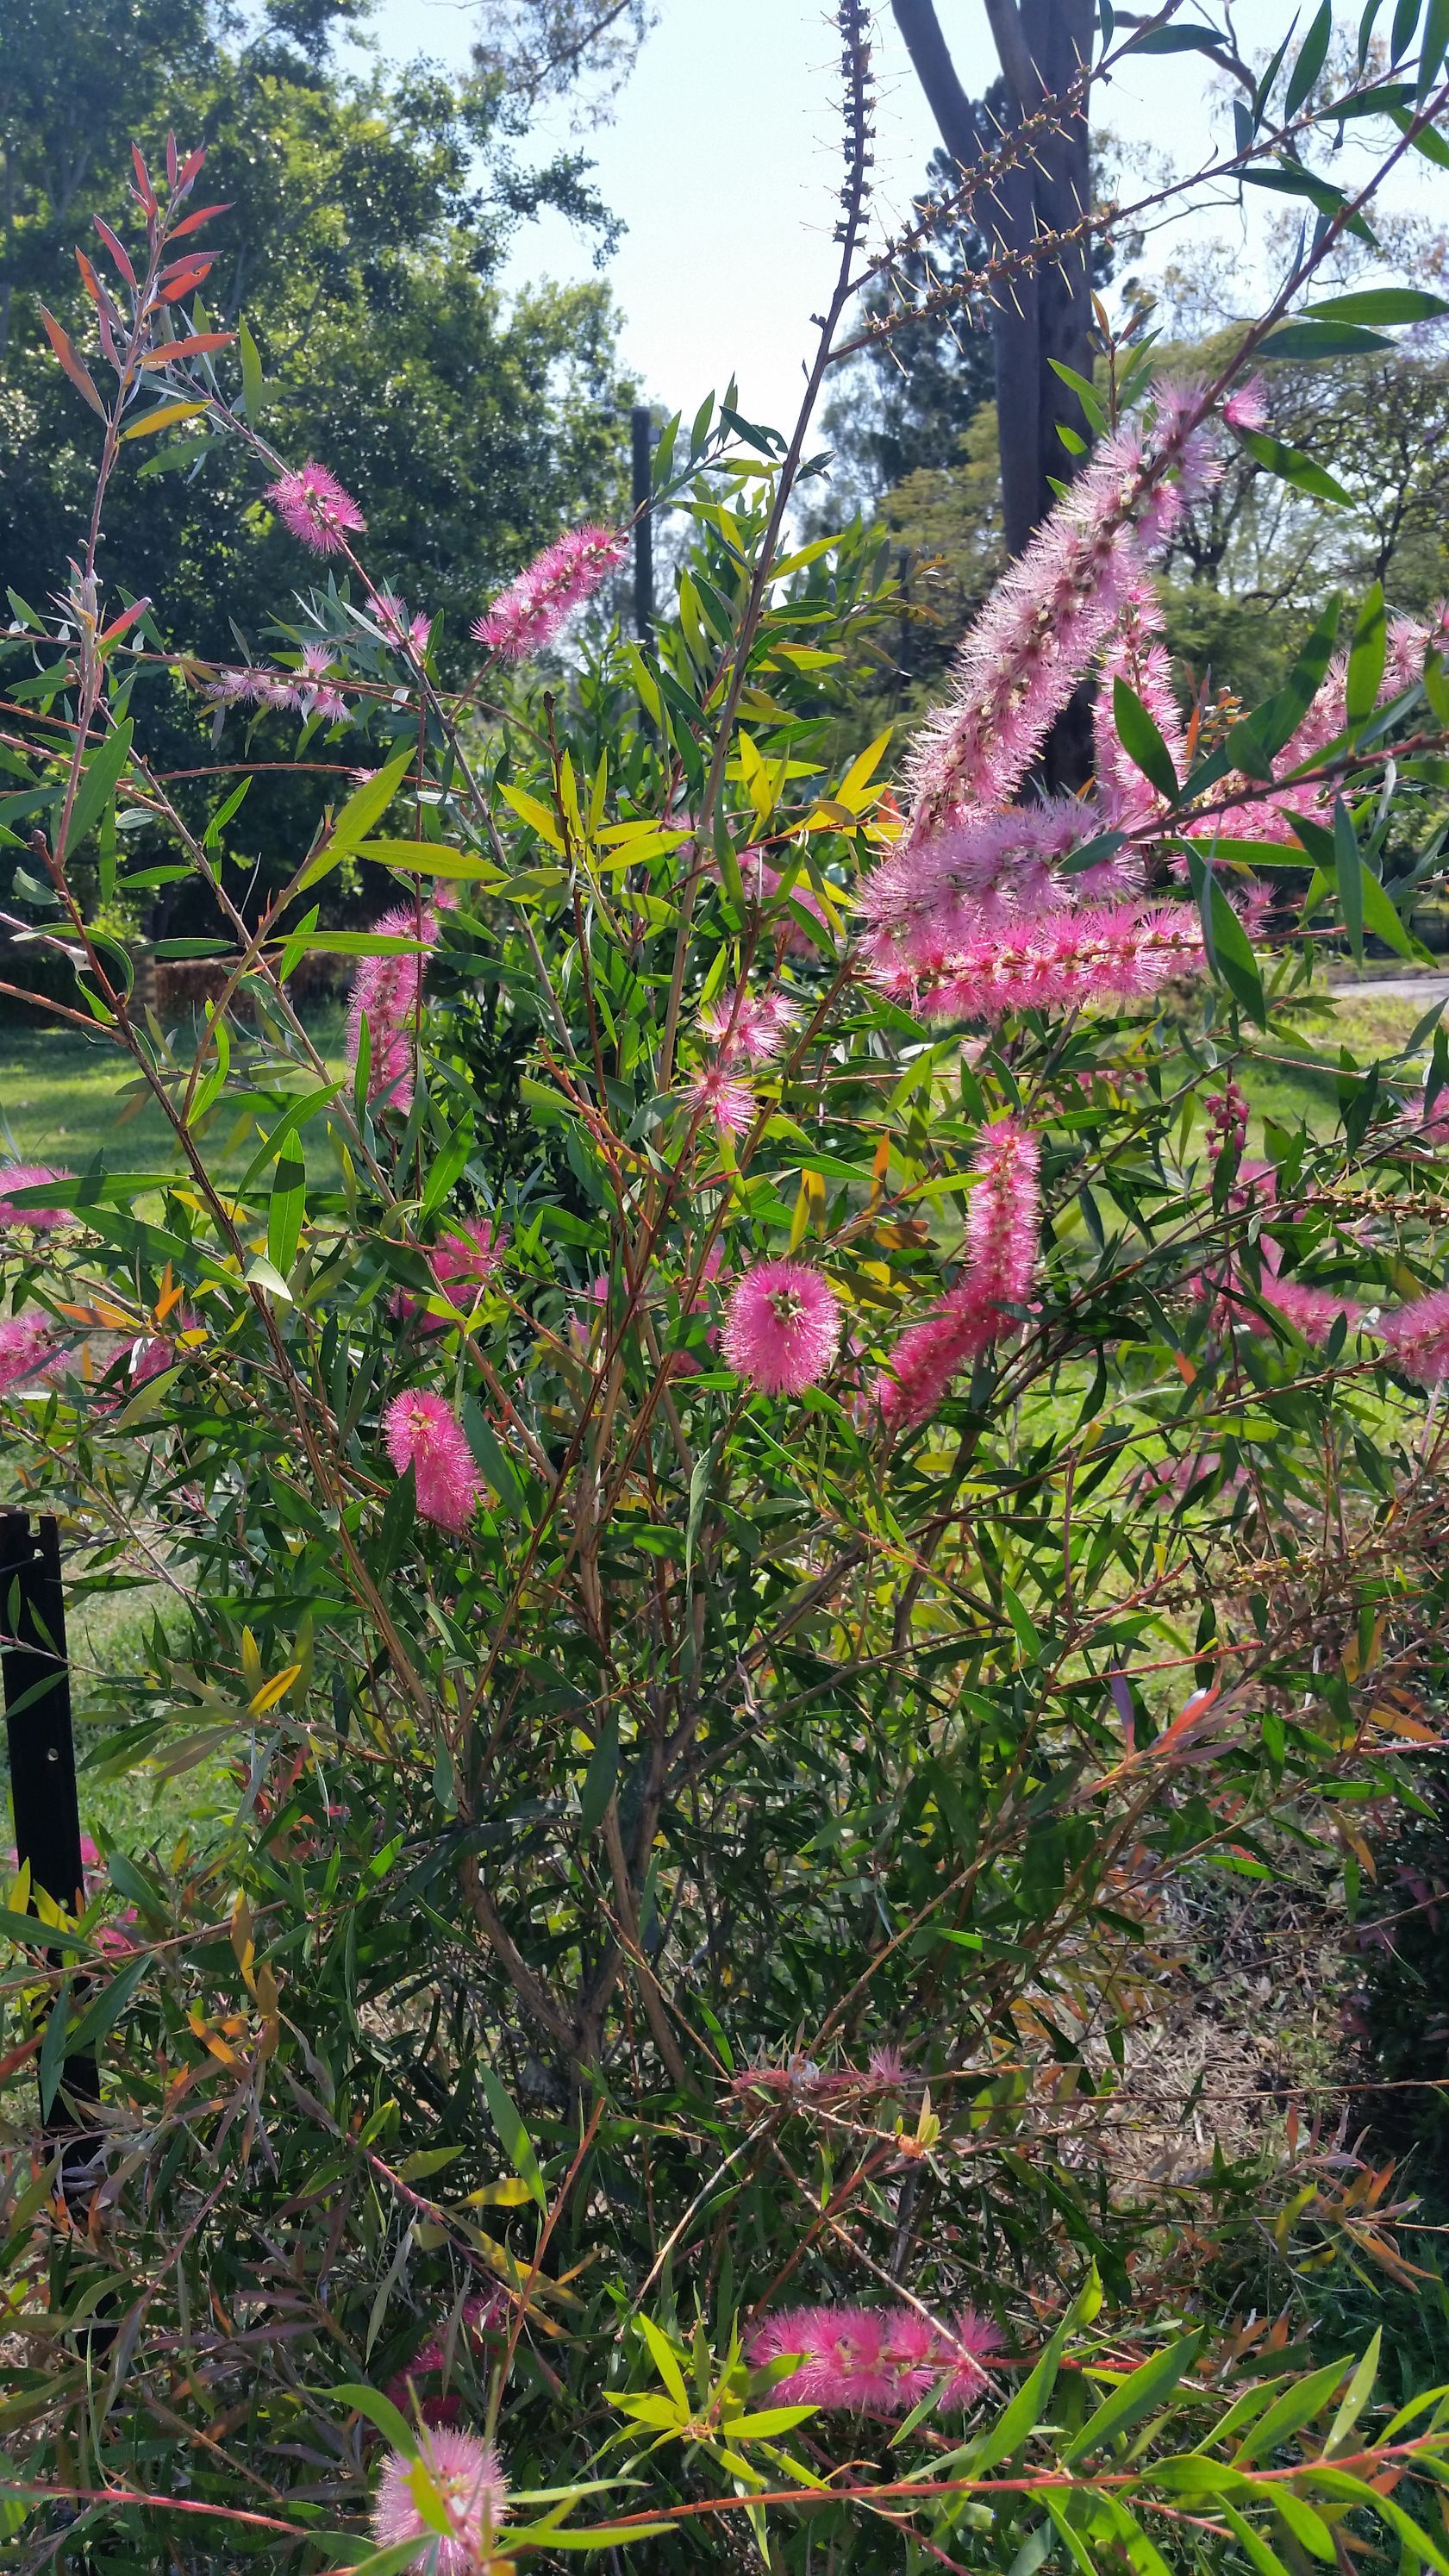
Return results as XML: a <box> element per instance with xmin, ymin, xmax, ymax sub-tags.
<box><xmin>346</xmin><ymin>902</ymin><xmax>444</xmax><ymax>1115</ymax></box>
<box><xmin>372</xmin><ymin>2428</ymin><xmax>509</xmax><ymax>2574</ymax></box>
<box><xmin>471</xmin><ymin>524</ymin><xmax>626</xmax><ymax>661</ymax></box>
<box><xmin>873</xmin><ymin>1117</ymin><xmax>1041</xmax><ymax>1431</ymax></box>
<box><xmin>432</xmin><ymin>1219</ymin><xmax>508</xmax><ymax>1305</ymax></box>
<box><xmin>383</xmin><ymin>1391</ymin><xmax>481</xmax><ymax>1532</ymax></box>
<box><xmin>265</xmin><ymin>460</ymin><xmax>365</xmax><ymax>556</ymax></box>
<box><xmin>698</xmin><ymin>985</ymin><xmax>796</xmax><ymax>1063</ymax></box>
<box><xmin>902</xmin><ymin>903</ymin><xmax>1204</xmax><ymax>1025</ymax></box>
<box><xmin>1380</xmin><ymin>1286</ymin><xmax>1449</xmax><ymax>1385</ymax></box>
<box><xmin>684</xmin><ymin>1060</ymin><xmax>756</xmax><ymax>1138</ymax></box>
<box><xmin>747</xmin><ymin>2302</ymin><xmax>996</xmax><ymax>2413</ymax></box>
<box><xmin>857</xmin><ymin>797</ymin><xmax>1132</xmax><ymax>982</ymax></box>
<box><xmin>0</xmin><ymin>1313</ymin><xmax>57</xmax><ymax>1394</ymax></box>
<box><xmin>722</xmin><ymin>1260</ymin><xmax>840</xmax><ymax>1394</ymax></box>
<box><xmin>1095</xmin><ymin>588</ymin><xmax>1190</xmax><ymax>830</ymax></box>
<box><xmin>1223</xmin><ymin>376</ymin><xmax>1268</xmax><ymax>434</ymax></box>
<box><xmin>0</xmin><ymin>1165</ymin><xmax>73</xmax><ymax>1231</ymax></box>
<box><xmin>903</xmin><ymin>396</ymin><xmax>1217</xmax><ymax>844</ymax></box>
<box><xmin>1214</xmin><ymin>610</ymin><xmax>1432</xmax><ymax>847</ymax></box>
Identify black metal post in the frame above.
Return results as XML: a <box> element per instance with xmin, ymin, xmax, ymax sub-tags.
<box><xmin>631</xmin><ymin>403</ymin><xmax>654</xmax><ymax>641</ymax></box>
<box><xmin>0</xmin><ymin>1511</ymin><xmax>100</xmax><ymax>2135</ymax></box>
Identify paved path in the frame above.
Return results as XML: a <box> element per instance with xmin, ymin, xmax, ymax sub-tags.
<box><xmin>1327</xmin><ymin>974</ymin><xmax>1449</xmax><ymax>1003</ymax></box>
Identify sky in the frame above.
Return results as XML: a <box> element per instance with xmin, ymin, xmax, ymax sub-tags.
<box><xmin>341</xmin><ymin>3</ymin><xmax>1438</xmax><ymax>434</ymax></box>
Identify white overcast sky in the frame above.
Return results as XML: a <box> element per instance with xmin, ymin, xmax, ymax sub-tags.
<box><xmin>347</xmin><ymin>2</ymin><xmax>1442</xmax><ymax>432</ymax></box>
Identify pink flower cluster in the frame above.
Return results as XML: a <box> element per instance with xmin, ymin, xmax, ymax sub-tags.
<box><xmin>1381</xmin><ymin>1286</ymin><xmax>1449</xmax><ymax>1385</ymax></box>
<box><xmin>372</xmin><ymin>2428</ymin><xmax>509</xmax><ymax>2575</ymax></box>
<box><xmin>0</xmin><ymin>1164</ymin><xmax>73</xmax><ymax>1230</ymax></box>
<box><xmin>747</xmin><ymin>2301</ymin><xmax>996</xmax><ymax>2414</ymax></box>
<box><xmin>1210</xmin><ymin>609</ymin><xmax>1433</xmax><ymax>848</ymax></box>
<box><xmin>384</xmin><ymin>2287</ymin><xmax>512</xmax><ymax>2428</ymax></box>
<box><xmin>722</xmin><ymin>1259</ymin><xmax>841</xmax><ymax>1396</ymax></box>
<box><xmin>874</xmin><ymin>1117</ymin><xmax>1040</xmax><ymax>1431</ymax></box>
<box><xmin>383</xmin><ymin>1391</ymin><xmax>481</xmax><ymax>1533</ymax></box>
<box><xmin>209</xmin><ymin>647</ymin><xmax>350</xmax><ymax>726</ymax></box>
<box><xmin>902</xmin><ymin>385</ymin><xmax>1215</xmax><ymax>843</ymax></box>
<box><xmin>0</xmin><ymin>1313</ymin><xmax>59</xmax><ymax>1394</ymax></box>
<box><xmin>265</xmin><ymin>460</ymin><xmax>366</xmax><ymax>556</ymax></box>
<box><xmin>365</xmin><ymin>591</ymin><xmax>434</xmax><ymax>660</ymax></box>
<box><xmin>397</xmin><ymin>1221</ymin><xmax>509</xmax><ymax>1331</ymax></box>
<box><xmin>347</xmin><ymin>899</ymin><xmax>447</xmax><ymax>1115</ymax></box>
<box><xmin>684</xmin><ymin>980</ymin><xmax>796</xmax><ymax>1135</ymax></box>
<box><xmin>471</xmin><ymin>524</ymin><xmax>626</xmax><ymax>662</ymax></box>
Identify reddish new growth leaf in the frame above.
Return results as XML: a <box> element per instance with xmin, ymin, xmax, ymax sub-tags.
<box><xmin>175</xmin><ymin>143</ymin><xmax>208</xmax><ymax>195</ymax></box>
<box><xmin>159</xmin><ymin>259</ymin><xmax>215</xmax><ymax>303</ymax></box>
<box><xmin>93</xmin><ymin>216</ymin><xmax>137</xmax><ymax>290</ymax></box>
<box><xmin>168</xmin><ymin>202</ymin><xmax>231</xmax><ymax>243</ymax></box>
<box><xmin>38</xmin><ymin>307</ymin><xmax>105</xmax><ymax>419</ymax></box>
<box><xmin>166</xmin><ymin>130</ymin><xmax>178</xmax><ymax>190</ymax></box>
<box><xmin>140</xmin><ymin>331</ymin><xmax>236</xmax><ymax>366</ymax></box>
<box><xmin>130</xmin><ymin>144</ymin><xmax>158</xmax><ymax>216</ymax></box>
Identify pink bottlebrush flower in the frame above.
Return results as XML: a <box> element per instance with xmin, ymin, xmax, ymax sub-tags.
<box><xmin>1212</xmin><ymin>610</ymin><xmax>1430</xmax><ymax>848</ymax></box>
<box><xmin>1094</xmin><ymin>588</ymin><xmax>1190</xmax><ymax>831</ymax></box>
<box><xmin>721</xmin><ymin>1260</ymin><xmax>841</xmax><ymax>1395</ymax></box>
<box><xmin>1223</xmin><ymin>376</ymin><xmax>1269</xmax><ymax>434</ymax></box>
<box><xmin>384</xmin><ymin>2289</ymin><xmax>512</xmax><ymax>2429</ymax></box>
<box><xmin>367</xmin><ymin>591</ymin><xmax>434</xmax><ymax>659</ymax></box>
<box><xmin>0</xmin><ymin>1165</ymin><xmax>72</xmax><ymax>1231</ymax></box>
<box><xmin>206</xmin><ymin>666</ymin><xmax>264</xmax><ymax>705</ymax></box>
<box><xmin>372</xmin><ymin>2428</ymin><xmax>509</xmax><ymax>2575</ymax></box>
<box><xmin>383</xmin><ymin>1390</ymin><xmax>481</xmax><ymax>1533</ymax></box>
<box><xmin>471</xmin><ymin>524</ymin><xmax>626</xmax><ymax>662</ymax></box>
<box><xmin>858</xmin><ymin>798</ymin><xmax>1116</xmax><ymax>978</ymax></box>
<box><xmin>902</xmin><ymin>395</ymin><xmax>1217</xmax><ymax>844</ymax></box>
<box><xmin>126</xmin><ymin>1308</ymin><xmax>199</xmax><ymax>1388</ymax></box>
<box><xmin>0</xmin><ymin>1313</ymin><xmax>56</xmax><ymax>1393</ymax></box>
<box><xmin>935</xmin><ymin>2307</ymin><xmax>1000</xmax><ymax>2409</ymax></box>
<box><xmin>309</xmin><ymin>686</ymin><xmax>350</xmax><ymax>724</ymax></box>
<box><xmin>911</xmin><ymin>902</ymin><xmax>1204</xmax><ymax>1024</ymax></box>
<box><xmin>265</xmin><ymin>460</ymin><xmax>366</xmax><ymax>556</ymax></box>
<box><xmin>748</xmin><ymin>2304</ymin><xmax>996</xmax><ymax>2415</ymax></box>
<box><xmin>433</xmin><ymin>1218</ymin><xmax>508</xmax><ymax>1306</ymax></box>
<box><xmin>300</xmin><ymin>641</ymin><xmax>335</xmax><ymax>678</ymax></box>
<box><xmin>1380</xmin><ymin>1287</ymin><xmax>1449</xmax><ymax>1385</ymax></box>
<box><xmin>684</xmin><ymin>1060</ymin><xmax>756</xmax><ymax>1139</ymax></box>
<box><xmin>1259</xmin><ymin>1268</ymin><xmax>1364</xmax><ymax>1344</ymax></box>
<box><xmin>865</xmin><ymin>2043</ymin><xmax>908</xmax><ymax>2087</ymax></box>
<box><xmin>346</xmin><ymin>902</ymin><xmax>443</xmax><ymax>1116</ymax></box>
<box><xmin>874</xmin><ymin>1118</ymin><xmax>1040</xmax><ymax>1429</ymax></box>
<box><xmin>698</xmin><ymin>985</ymin><xmax>795</xmax><ymax>1063</ymax></box>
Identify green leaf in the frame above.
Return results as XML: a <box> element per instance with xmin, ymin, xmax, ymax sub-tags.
<box><xmin>1000</xmin><ymin>1579</ymin><xmax>1044</xmax><ymax>1662</ymax></box>
<box><xmin>946</xmin><ymin>2310</ymin><xmax>1071</xmax><ymax>2476</ymax></box>
<box><xmin>299</xmin><ymin>743</ymin><xmax>415</xmax><ymax>887</ymax></box>
<box><xmin>240</xmin><ymin>316</ymin><xmax>264</xmax><ymax>421</ymax></box>
<box><xmin>60</xmin><ymin>720</ymin><xmax>134</xmax><ymax>860</ymax></box>
<box><xmin>1306</xmin><ymin>286</ymin><xmax>1449</xmax><ymax>323</ymax></box>
<box><xmin>1231</xmin><ymin>2354</ymin><xmax>1352</xmax><ymax>2462</ymax></box>
<box><xmin>1130</xmin><ymin>22</ymin><xmax>1223</xmax><ymax>50</ymax></box>
<box><xmin>1284</xmin><ymin>1</ymin><xmax>1333</xmax><ymax>116</ymax></box>
<box><xmin>1325</xmin><ymin>2330</ymin><xmax>1380</xmax><ymax>2452</ymax></box>
<box><xmin>1419</xmin><ymin>0</ymin><xmax>1449</xmax><ymax>90</ymax></box>
<box><xmin>61</xmin><ymin>1953</ymin><xmax>149</xmax><ymax>2065</ymax></box>
<box><xmin>1260</xmin><ymin>318</ymin><xmax>1392</xmax><ymax>360</ymax></box>
<box><xmin>1388</xmin><ymin>97</ymin><xmax>1449</xmax><ymax>162</ymax></box>
<box><xmin>331</xmin><ymin>2383</ymin><xmax>417</xmax><ymax>2458</ymax></box>
<box><xmin>1346</xmin><ymin>581</ymin><xmax>1387</xmax><ymax>727</ymax></box>
<box><xmin>1112</xmin><ymin>677</ymin><xmax>1179</xmax><ymax>802</ymax></box>
<box><xmin>1062</xmin><ymin>2333</ymin><xmax>1203</xmax><ymax>2463</ymax></box>
<box><xmin>1189</xmin><ymin>850</ymin><xmax>1266</xmax><ymax>1025</ymax></box>
<box><xmin>461</xmin><ymin>1402</ymin><xmax>522</xmax><ymax>1512</ymax></box>
<box><xmin>478</xmin><ymin>2066</ymin><xmax>546</xmax><ymax>2211</ymax></box>
<box><xmin>579</xmin><ymin>1710</ymin><xmax>619</xmax><ymax>1837</ymax></box>
<box><xmin>1217</xmin><ymin>2501</ymin><xmax>1293</xmax><ymax>2576</ymax></box>
<box><xmin>267</xmin><ymin>1143</ymin><xmax>305</xmax><ymax>1277</ymax></box>
<box><xmin>1333</xmin><ymin>799</ymin><xmax>1365</xmax><ymax>964</ymax></box>
<box><xmin>636</xmin><ymin>2314</ymin><xmax>690</xmax><ymax>2412</ymax></box>
<box><xmin>38</xmin><ymin>1978</ymin><xmax>72</xmax><ymax>2119</ymax></box>
<box><xmin>1235</xmin><ymin>428</ymin><xmax>1352</xmax><ymax>507</ymax></box>
<box><xmin>1234</xmin><ymin>595</ymin><xmax>1342</xmax><ymax>769</ymax></box>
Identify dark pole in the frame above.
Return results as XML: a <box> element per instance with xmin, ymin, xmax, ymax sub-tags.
<box><xmin>631</xmin><ymin>403</ymin><xmax>654</xmax><ymax>641</ymax></box>
<box><xmin>0</xmin><ymin>1511</ymin><xmax>100</xmax><ymax>2146</ymax></box>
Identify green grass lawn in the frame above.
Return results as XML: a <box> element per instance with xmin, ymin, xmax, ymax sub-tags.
<box><xmin>0</xmin><ymin>1004</ymin><xmax>348</xmax><ymax>1179</ymax></box>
